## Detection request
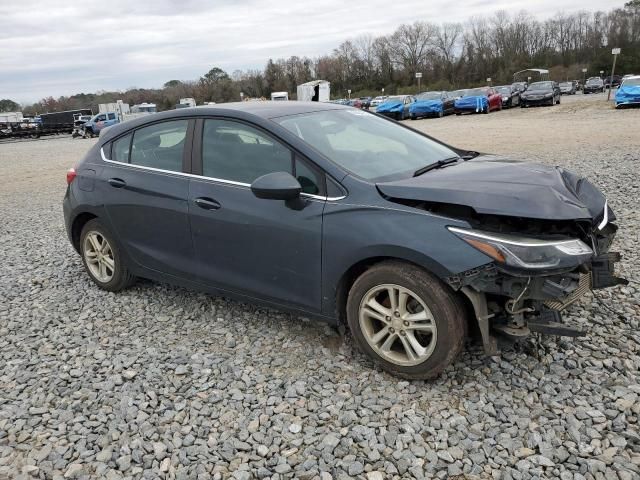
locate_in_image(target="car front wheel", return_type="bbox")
[346,262,466,380]
[80,219,135,291]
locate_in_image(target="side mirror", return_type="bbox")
[251,171,301,200]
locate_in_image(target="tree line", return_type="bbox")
[3,1,638,115]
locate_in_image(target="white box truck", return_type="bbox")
[271,92,289,101]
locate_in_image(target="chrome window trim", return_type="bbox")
[598,200,608,231]
[100,147,346,200]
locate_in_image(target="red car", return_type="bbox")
[454,87,503,114]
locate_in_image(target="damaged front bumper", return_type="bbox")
[447,227,627,355]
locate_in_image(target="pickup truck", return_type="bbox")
[83,112,119,136]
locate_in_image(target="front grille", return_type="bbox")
[544,273,592,311]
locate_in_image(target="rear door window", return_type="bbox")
[130,120,188,172]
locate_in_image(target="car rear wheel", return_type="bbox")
[346,262,466,380]
[80,219,135,291]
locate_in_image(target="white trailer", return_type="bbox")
[98,101,131,120]
[297,80,330,102]
[0,112,24,124]
[177,98,196,108]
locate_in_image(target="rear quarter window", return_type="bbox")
[111,133,132,162]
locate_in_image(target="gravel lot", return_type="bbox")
[1,92,639,480]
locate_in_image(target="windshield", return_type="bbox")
[464,88,489,97]
[623,78,640,86]
[495,87,510,94]
[416,92,441,100]
[451,90,467,97]
[528,82,553,91]
[276,109,458,181]
[586,78,602,85]
[560,82,572,87]
[382,96,404,103]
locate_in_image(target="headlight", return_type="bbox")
[544,93,553,98]
[448,227,593,270]
[502,97,509,101]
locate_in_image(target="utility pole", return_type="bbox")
[415,72,422,92]
[607,48,620,101]
[582,68,587,88]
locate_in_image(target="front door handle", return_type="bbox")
[194,197,221,210]
[108,178,126,188]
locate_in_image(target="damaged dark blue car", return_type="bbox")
[63,102,626,379]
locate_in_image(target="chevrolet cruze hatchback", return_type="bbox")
[64,102,624,379]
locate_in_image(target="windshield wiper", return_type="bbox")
[413,157,459,177]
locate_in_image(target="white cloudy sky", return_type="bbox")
[1,0,623,103]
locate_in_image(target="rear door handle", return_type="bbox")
[108,178,126,188]
[194,197,221,210]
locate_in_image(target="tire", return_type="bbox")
[410,114,416,120]
[483,107,489,114]
[455,112,461,116]
[80,218,136,292]
[346,261,467,380]
[437,110,443,118]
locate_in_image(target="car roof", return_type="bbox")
[99,101,349,143]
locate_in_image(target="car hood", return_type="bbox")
[376,101,404,112]
[410,100,443,112]
[616,84,640,102]
[455,96,488,109]
[376,155,607,222]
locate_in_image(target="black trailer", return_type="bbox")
[39,109,92,126]
[37,109,93,136]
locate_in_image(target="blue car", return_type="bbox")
[375,95,416,120]
[615,76,640,108]
[454,87,502,115]
[410,91,456,119]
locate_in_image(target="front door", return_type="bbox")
[188,118,325,311]
[100,119,197,278]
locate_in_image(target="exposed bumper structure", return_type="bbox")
[449,226,627,355]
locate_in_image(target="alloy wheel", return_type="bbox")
[83,231,115,283]
[358,284,438,366]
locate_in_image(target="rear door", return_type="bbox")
[187,118,325,311]
[100,119,197,278]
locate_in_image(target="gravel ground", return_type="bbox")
[1,93,639,480]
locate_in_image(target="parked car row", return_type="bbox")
[373,81,564,121]
[337,74,635,122]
